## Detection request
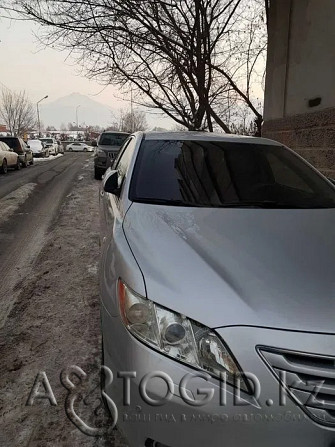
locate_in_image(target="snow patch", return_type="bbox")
[0,183,37,225]
[87,263,98,276]
[34,154,64,163]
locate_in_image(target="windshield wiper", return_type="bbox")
[133,198,335,209]
[216,201,335,209]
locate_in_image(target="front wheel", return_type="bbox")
[22,156,28,168]
[1,159,8,174]
[30,157,34,165]
[15,158,21,170]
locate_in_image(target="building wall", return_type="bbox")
[263,0,335,177]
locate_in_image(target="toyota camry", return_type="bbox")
[99,132,335,447]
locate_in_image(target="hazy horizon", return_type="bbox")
[0,17,175,129]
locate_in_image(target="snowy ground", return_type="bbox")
[33,153,64,162]
[0,155,128,446]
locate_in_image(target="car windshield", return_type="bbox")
[41,139,53,143]
[0,137,19,150]
[28,140,42,148]
[99,133,129,146]
[130,139,335,209]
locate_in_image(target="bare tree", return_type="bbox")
[119,110,148,133]
[5,0,266,133]
[0,89,36,136]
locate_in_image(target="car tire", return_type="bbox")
[69,148,73,151]
[22,156,28,168]
[94,167,103,180]
[1,159,8,174]
[30,157,34,165]
[15,158,21,170]
[83,148,87,152]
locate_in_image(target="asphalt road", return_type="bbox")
[0,154,90,327]
[0,154,127,446]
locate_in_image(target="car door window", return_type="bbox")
[266,152,313,193]
[114,138,136,191]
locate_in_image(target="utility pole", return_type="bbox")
[76,105,81,129]
[37,95,48,137]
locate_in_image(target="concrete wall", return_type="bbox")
[263,0,335,177]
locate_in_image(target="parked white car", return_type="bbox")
[66,142,93,152]
[39,138,58,155]
[0,141,20,173]
[28,139,49,158]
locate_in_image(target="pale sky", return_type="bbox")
[0,17,175,129]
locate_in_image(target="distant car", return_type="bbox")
[0,141,20,173]
[93,131,130,179]
[28,139,49,158]
[39,138,58,155]
[0,136,33,167]
[66,142,92,152]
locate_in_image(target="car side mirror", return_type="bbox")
[92,140,97,147]
[103,170,120,196]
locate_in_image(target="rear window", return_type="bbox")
[129,140,335,209]
[0,137,20,151]
[99,133,129,146]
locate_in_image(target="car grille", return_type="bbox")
[259,347,335,427]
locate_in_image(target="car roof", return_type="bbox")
[141,131,282,146]
[100,131,129,135]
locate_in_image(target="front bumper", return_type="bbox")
[94,157,108,170]
[95,151,118,170]
[101,303,335,447]
[17,154,25,162]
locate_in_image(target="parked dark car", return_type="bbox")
[0,136,33,167]
[93,131,129,179]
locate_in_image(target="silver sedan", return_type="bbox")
[99,132,335,447]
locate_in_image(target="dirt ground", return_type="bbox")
[0,160,128,446]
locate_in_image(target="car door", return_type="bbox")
[99,137,135,241]
[99,137,138,315]
[1,142,16,166]
[0,143,5,166]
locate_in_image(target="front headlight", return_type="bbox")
[96,149,107,157]
[118,280,250,393]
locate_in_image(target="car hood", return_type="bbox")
[123,203,335,333]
